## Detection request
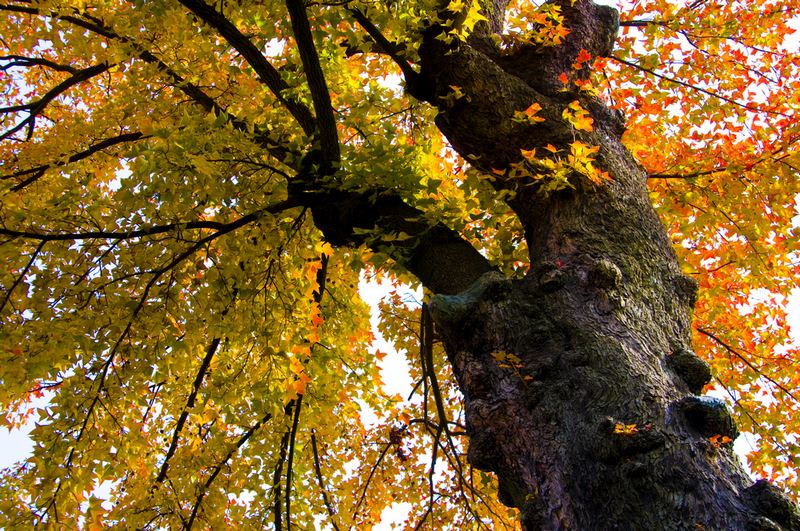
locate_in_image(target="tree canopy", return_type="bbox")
[0,0,798,528]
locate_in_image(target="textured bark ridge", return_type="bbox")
[419,0,800,528]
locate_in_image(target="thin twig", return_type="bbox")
[612,55,790,118]
[352,441,393,518]
[0,199,298,242]
[154,338,222,485]
[3,132,146,191]
[310,431,341,530]
[0,54,78,73]
[347,8,427,100]
[0,240,44,315]
[697,327,798,402]
[185,411,273,529]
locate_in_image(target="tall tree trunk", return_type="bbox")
[307,0,800,527]
[418,1,798,529]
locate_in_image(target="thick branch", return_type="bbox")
[272,429,291,531]
[285,394,303,529]
[286,0,340,164]
[2,4,486,298]
[177,0,316,136]
[2,5,298,165]
[291,182,492,294]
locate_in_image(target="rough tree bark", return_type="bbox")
[298,0,800,528]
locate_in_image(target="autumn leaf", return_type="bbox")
[614,423,639,435]
[562,100,594,131]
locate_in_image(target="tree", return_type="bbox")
[1,0,799,528]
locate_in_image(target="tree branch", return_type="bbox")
[2,131,147,191]
[177,0,316,136]
[619,19,663,28]
[285,394,303,530]
[62,206,289,475]
[154,337,222,485]
[185,411,274,529]
[310,431,341,530]
[352,441,393,519]
[347,8,430,100]
[1,5,296,164]
[286,0,340,165]
[3,4,490,299]
[284,252,326,526]
[421,304,452,439]
[272,429,291,531]
[1,62,110,141]
[0,199,298,243]
[291,184,493,294]
[612,55,791,118]
[0,240,44,315]
[648,166,728,180]
[0,54,79,74]
[697,327,798,402]
[417,303,490,525]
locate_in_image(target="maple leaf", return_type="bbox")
[562,100,594,131]
[572,48,593,69]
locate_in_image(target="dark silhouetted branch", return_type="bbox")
[286,0,340,165]
[178,0,316,136]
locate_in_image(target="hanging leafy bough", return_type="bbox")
[0,0,799,528]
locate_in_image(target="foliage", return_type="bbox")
[0,0,798,527]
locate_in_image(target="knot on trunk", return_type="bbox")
[589,258,625,312]
[589,258,622,289]
[591,417,666,464]
[677,396,738,441]
[667,348,712,394]
[743,480,800,531]
[535,261,567,292]
[671,272,699,308]
[428,271,511,334]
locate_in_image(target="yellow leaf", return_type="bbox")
[545,144,560,153]
[562,100,594,132]
[614,422,639,435]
